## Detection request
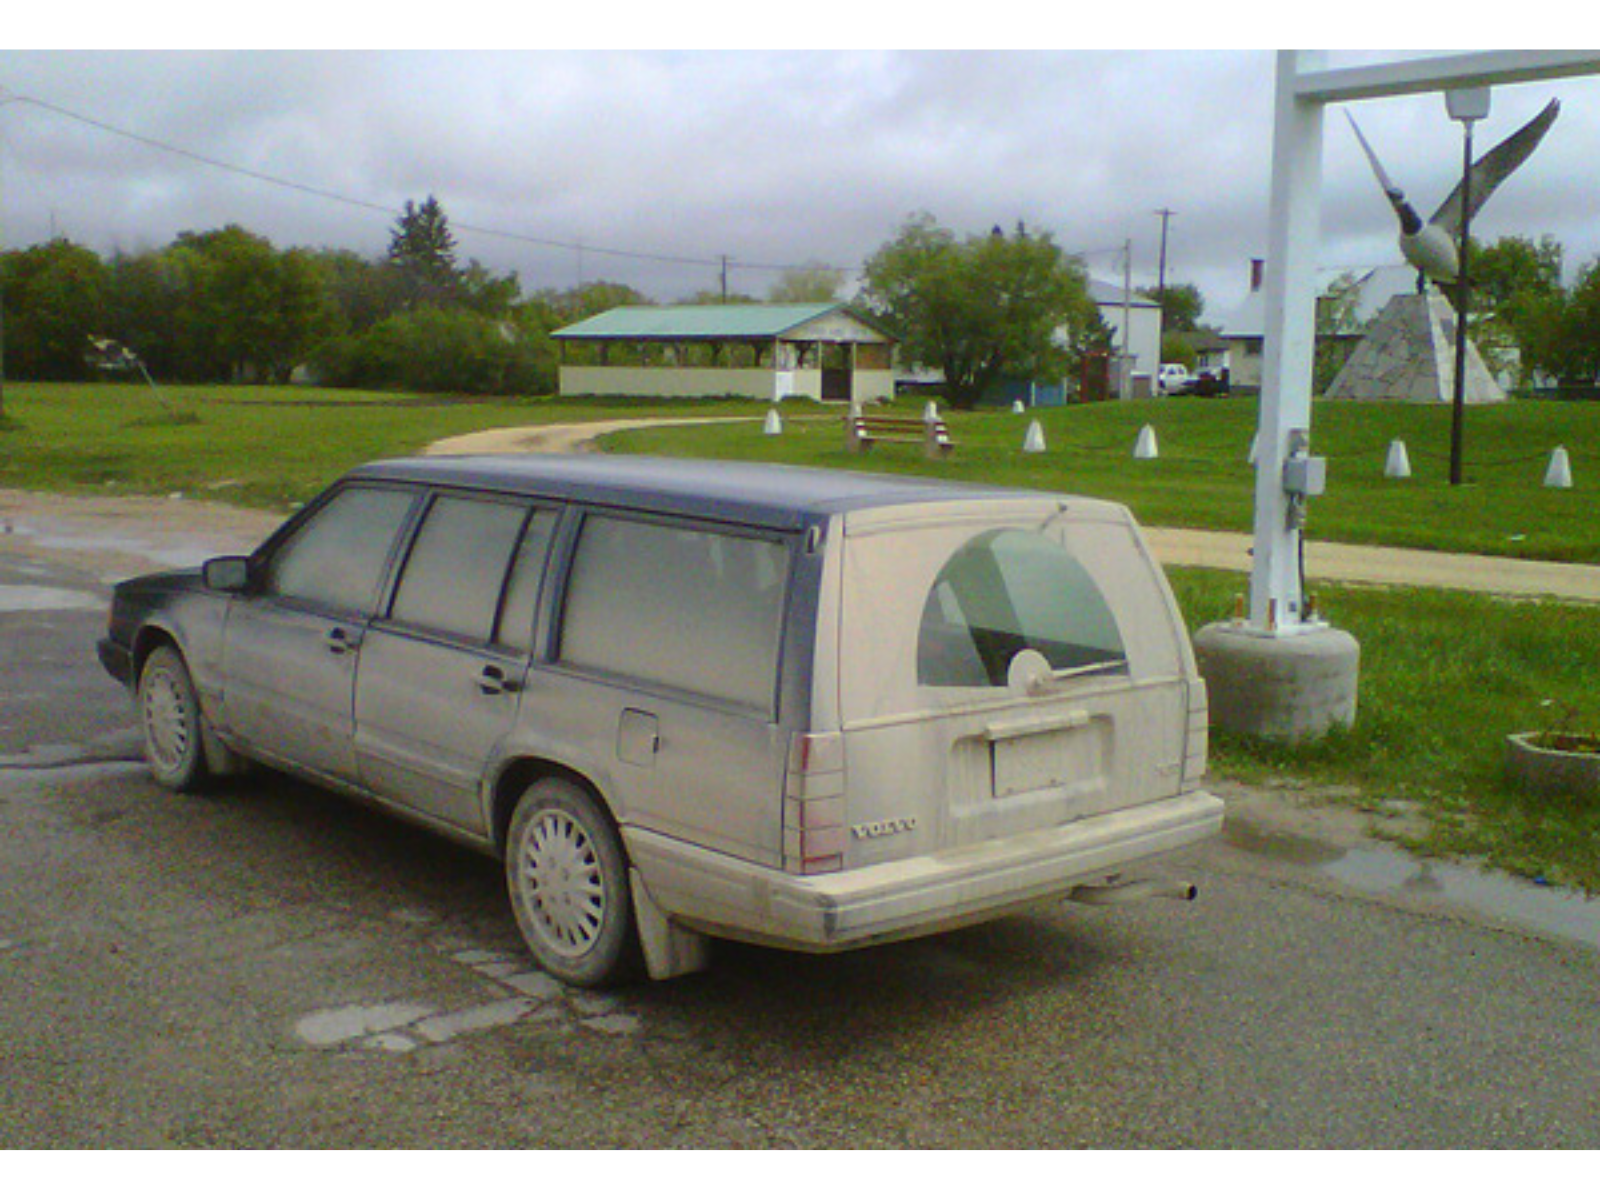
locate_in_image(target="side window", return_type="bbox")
[495,509,559,653]
[264,486,415,615]
[917,529,1127,688]
[389,495,530,643]
[559,515,790,712]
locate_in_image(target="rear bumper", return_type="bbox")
[625,789,1224,953]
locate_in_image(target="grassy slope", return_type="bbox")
[610,395,1600,561]
[0,384,772,511]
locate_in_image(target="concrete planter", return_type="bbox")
[1505,731,1600,803]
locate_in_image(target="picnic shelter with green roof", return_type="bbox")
[551,302,897,403]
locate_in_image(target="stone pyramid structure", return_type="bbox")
[1326,291,1505,403]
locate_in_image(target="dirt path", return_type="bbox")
[3,416,1596,604]
[425,416,754,457]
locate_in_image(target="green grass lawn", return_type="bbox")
[0,383,773,511]
[1169,567,1600,892]
[4,381,1597,888]
[609,394,1600,562]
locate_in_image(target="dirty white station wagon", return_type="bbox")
[99,455,1223,986]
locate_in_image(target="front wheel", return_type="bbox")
[505,778,640,988]
[137,644,213,792]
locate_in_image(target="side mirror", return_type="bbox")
[202,556,251,593]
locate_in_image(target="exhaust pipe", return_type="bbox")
[1067,878,1198,906]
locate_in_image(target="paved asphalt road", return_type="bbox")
[4,512,1600,1149]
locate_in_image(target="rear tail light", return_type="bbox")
[784,732,846,875]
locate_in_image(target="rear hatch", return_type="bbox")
[804,496,1203,870]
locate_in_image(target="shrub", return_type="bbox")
[309,306,555,395]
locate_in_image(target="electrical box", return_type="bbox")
[1283,455,1327,497]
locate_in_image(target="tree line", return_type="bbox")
[0,196,693,395]
[4,195,1594,401]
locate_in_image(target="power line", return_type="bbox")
[3,89,851,278]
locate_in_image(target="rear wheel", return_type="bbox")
[137,644,212,792]
[505,778,639,988]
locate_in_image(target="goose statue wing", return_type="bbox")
[1345,110,1403,199]
[1430,98,1560,235]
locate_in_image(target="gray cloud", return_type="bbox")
[3,49,1598,322]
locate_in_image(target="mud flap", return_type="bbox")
[631,868,713,980]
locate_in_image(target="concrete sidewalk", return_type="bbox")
[1142,526,1600,604]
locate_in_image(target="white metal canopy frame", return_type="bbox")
[1250,50,1600,636]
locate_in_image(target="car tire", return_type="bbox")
[137,644,214,793]
[505,778,640,988]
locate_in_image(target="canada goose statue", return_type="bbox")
[1346,98,1559,294]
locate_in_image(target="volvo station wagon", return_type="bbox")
[99,455,1223,986]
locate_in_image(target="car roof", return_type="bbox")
[349,454,1034,531]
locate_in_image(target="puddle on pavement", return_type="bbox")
[22,528,229,571]
[1227,819,1600,953]
[5,517,246,573]
[1323,843,1600,952]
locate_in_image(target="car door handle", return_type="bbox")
[325,627,362,655]
[477,665,521,696]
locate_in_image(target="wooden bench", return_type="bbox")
[844,412,954,460]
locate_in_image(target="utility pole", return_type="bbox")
[1120,238,1132,397]
[720,255,730,303]
[1154,208,1175,331]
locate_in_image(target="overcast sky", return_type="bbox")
[4,35,1599,325]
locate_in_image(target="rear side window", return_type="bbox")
[917,529,1126,688]
[560,515,790,712]
[265,485,415,615]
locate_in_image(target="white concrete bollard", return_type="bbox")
[763,409,783,436]
[1134,425,1158,460]
[1012,399,1026,414]
[1022,420,1047,453]
[923,400,941,424]
[1384,439,1411,479]
[1545,446,1573,489]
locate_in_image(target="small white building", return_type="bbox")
[552,302,897,403]
[1088,278,1163,398]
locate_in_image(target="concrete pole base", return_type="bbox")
[1193,621,1360,743]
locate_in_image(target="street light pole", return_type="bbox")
[1446,87,1490,486]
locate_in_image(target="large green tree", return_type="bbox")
[861,214,1094,408]
[163,226,336,383]
[1,239,108,380]
[1515,256,1600,387]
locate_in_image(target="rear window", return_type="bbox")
[917,529,1127,688]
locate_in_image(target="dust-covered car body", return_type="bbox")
[100,455,1222,985]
